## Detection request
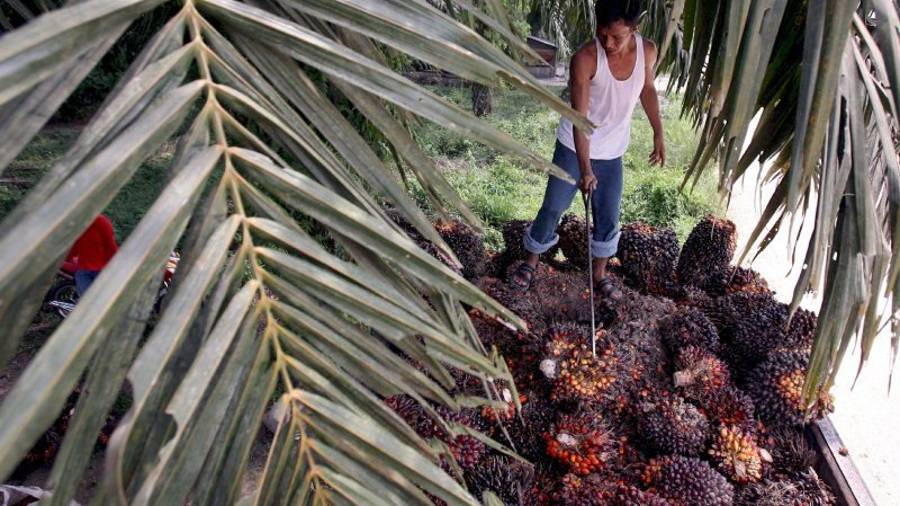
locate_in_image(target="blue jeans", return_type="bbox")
[74,270,100,297]
[524,140,624,258]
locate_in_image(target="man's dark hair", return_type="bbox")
[595,0,642,28]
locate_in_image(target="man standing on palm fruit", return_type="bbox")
[510,0,665,300]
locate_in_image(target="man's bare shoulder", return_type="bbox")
[572,40,598,63]
[570,41,597,78]
[641,36,658,61]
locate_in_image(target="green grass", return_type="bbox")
[1,85,721,254]
[0,127,172,243]
[412,85,722,248]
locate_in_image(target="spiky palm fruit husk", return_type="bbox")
[700,386,757,432]
[707,266,772,296]
[642,456,735,506]
[637,396,710,456]
[659,308,721,353]
[435,218,487,280]
[745,350,834,426]
[708,424,772,484]
[541,323,618,403]
[501,219,559,266]
[735,470,836,506]
[618,222,680,295]
[466,455,534,505]
[765,426,818,475]
[677,215,737,289]
[558,213,591,269]
[673,345,732,403]
[544,411,619,476]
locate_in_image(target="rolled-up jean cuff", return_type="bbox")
[523,224,559,255]
[591,230,620,258]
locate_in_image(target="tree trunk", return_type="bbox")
[471,83,493,117]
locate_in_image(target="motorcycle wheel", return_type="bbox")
[48,280,79,318]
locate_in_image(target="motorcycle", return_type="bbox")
[46,252,180,318]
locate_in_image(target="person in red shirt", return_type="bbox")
[65,214,118,296]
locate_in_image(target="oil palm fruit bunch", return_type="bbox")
[18,415,68,477]
[524,465,559,506]
[384,394,430,435]
[465,454,534,505]
[677,215,737,289]
[510,391,556,462]
[708,424,772,484]
[599,484,674,506]
[618,222,680,295]
[707,266,772,296]
[642,455,734,506]
[785,308,818,351]
[637,396,710,456]
[445,434,487,471]
[480,389,523,423]
[541,324,618,403]
[558,213,590,269]
[671,283,715,309]
[387,210,444,262]
[554,475,674,506]
[701,386,758,432]
[544,411,619,476]
[552,473,606,506]
[435,218,486,280]
[467,308,519,354]
[501,219,558,266]
[673,346,732,403]
[716,293,815,366]
[659,308,721,353]
[476,268,547,334]
[745,350,834,426]
[735,470,835,506]
[765,426,818,475]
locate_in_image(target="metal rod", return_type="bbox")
[583,190,596,356]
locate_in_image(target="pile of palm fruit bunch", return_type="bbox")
[385,214,836,505]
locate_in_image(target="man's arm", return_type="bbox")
[640,39,665,166]
[570,46,598,192]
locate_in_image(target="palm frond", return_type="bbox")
[653,0,900,403]
[0,0,594,503]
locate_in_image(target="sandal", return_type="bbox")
[509,263,536,291]
[596,276,623,301]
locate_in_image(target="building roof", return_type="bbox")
[526,35,557,50]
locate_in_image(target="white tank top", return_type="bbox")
[557,34,645,160]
